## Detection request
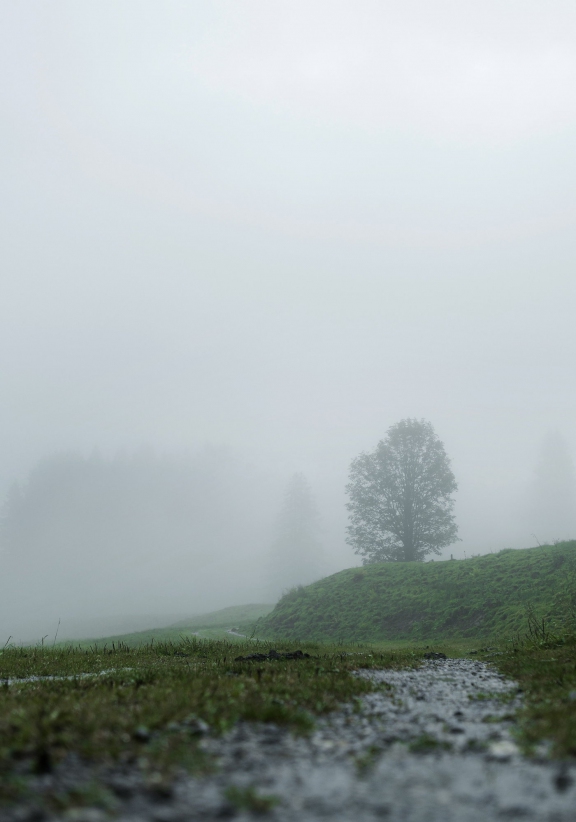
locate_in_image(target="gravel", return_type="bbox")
[4,659,576,822]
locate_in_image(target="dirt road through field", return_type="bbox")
[190,659,576,821]
[4,659,576,821]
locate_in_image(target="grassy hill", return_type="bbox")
[69,603,273,647]
[256,542,576,641]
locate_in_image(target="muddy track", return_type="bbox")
[4,660,576,821]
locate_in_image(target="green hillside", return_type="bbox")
[257,542,576,641]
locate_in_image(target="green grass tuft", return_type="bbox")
[495,630,576,757]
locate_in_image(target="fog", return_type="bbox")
[2,1,576,642]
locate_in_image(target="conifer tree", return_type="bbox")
[269,473,323,591]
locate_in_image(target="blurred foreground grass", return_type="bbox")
[2,629,576,806]
[496,630,576,758]
[0,637,421,789]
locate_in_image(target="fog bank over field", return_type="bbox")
[2,2,576,641]
[0,449,335,642]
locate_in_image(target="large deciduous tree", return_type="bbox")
[346,419,458,563]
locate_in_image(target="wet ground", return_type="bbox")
[4,659,576,821]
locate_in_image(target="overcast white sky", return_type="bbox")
[2,1,576,575]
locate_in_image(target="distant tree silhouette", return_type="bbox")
[1,482,24,554]
[346,419,459,563]
[526,431,576,543]
[0,447,276,625]
[269,473,323,592]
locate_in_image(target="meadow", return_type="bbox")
[0,637,422,804]
[2,543,576,809]
[1,627,576,805]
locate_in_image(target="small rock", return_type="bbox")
[107,775,135,799]
[234,649,311,662]
[152,807,181,822]
[133,725,151,743]
[182,716,210,735]
[146,771,173,800]
[12,807,46,822]
[234,652,268,662]
[424,652,447,660]
[554,766,572,792]
[487,740,519,760]
[63,810,108,822]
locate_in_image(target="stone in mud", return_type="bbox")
[182,716,210,735]
[234,649,311,662]
[133,725,151,742]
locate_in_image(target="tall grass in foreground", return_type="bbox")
[497,612,576,758]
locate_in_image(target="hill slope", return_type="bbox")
[67,604,274,647]
[257,542,576,641]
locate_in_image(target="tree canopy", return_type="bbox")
[346,419,458,563]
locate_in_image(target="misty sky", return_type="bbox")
[2,0,576,580]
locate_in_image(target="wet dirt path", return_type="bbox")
[4,660,576,821]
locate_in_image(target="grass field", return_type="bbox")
[69,603,274,648]
[256,542,576,641]
[497,623,576,758]
[3,545,576,810]
[1,626,576,808]
[0,636,423,802]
